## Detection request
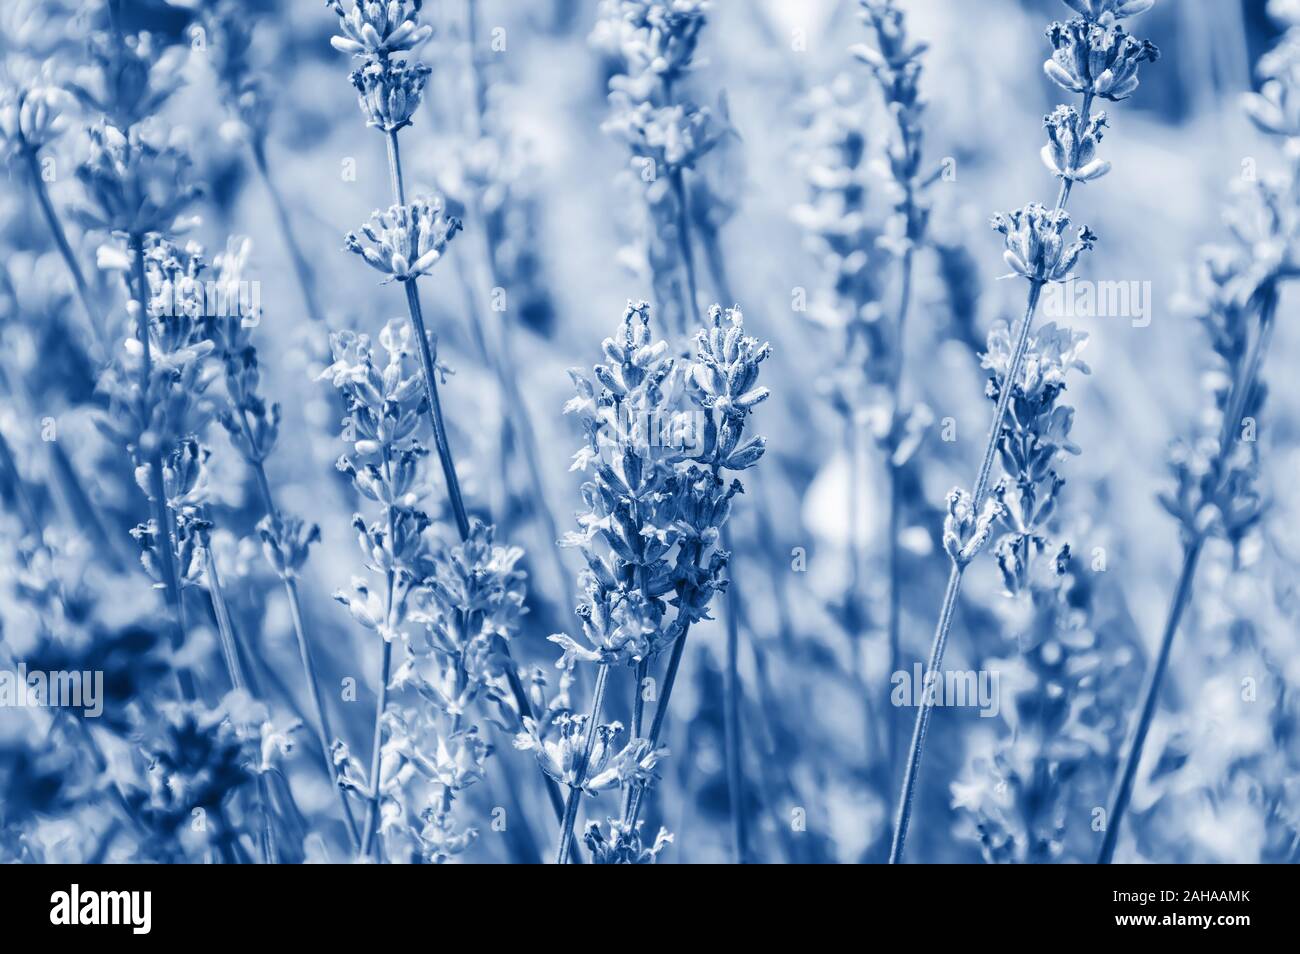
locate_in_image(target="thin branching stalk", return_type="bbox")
[889,278,1045,863]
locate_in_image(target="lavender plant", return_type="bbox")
[326,0,572,838]
[1099,15,1300,861]
[889,0,1158,863]
[546,300,769,863]
[324,320,514,861]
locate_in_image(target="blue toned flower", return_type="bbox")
[350,59,432,133]
[991,204,1096,283]
[325,0,433,58]
[0,84,71,159]
[602,97,730,176]
[555,301,689,667]
[1044,18,1159,101]
[982,321,1091,405]
[1062,0,1154,21]
[591,0,710,96]
[583,818,674,864]
[942,488,1003,566]
[514,712,627,790]
[983,322,1090,596]
[71,122,200,238]
[1041,105,1110,182]
[64,30,186,131]
[345,197,462,283]
[257,514,321,580]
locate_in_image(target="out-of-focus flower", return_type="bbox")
[65,30,187,131]
[1062,0,1154,22]
[71,122,200,238]
[0,84,71,159]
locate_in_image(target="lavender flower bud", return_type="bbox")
[1062,0,1154,22]
[345,197,461,283]
[326,0,432,58]
[1044,18,1159,102]
[349,59,431,133]
[991,204,1096,283]
[1041,105,1110,182]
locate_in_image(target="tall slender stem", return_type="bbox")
[361,637,393,859]
[381,123,574,849]
[625,616,691,829]
[721,527,747,864]
[236,409,361,850]
[1099,284,1278,863]
[889,278,1044,863]
[556,663,610,864]
[203,545,279,865]
[1097,537,1202,864]
[401,279,471,539]
[670,168,701,333]
[22,146,107,352]
[885,243,915,786]
[251,140,325,324]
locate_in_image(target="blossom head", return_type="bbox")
[326,0,432,58]
[1061,0,1154,23]
[991,204,1096,283]
[72,122,200,238]
[65,30,185,131]
[689,305,770,469]
[942,488,1004,566]
[592,0,710,93]
[350,59,431,133]
[584,819,673,864]
[0,84,70,158]
[1041,105,1110,183]
[345,196,461,283]
[1044,18,1158,101]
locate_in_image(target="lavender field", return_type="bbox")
[0,0,1296,866]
